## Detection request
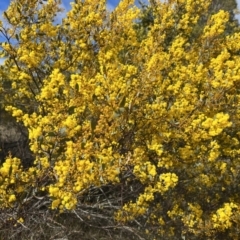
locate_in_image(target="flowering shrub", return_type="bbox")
[1,0,240,238]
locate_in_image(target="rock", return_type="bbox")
[0,109,34,168]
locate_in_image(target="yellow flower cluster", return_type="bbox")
[212,203,238,229]
[1,0,240,238]
[133,161,156,183]
[203,10,229,38]
[40,23,57,37]
[202,113,232,137]
[156,173,178,193]
[49,186,77,211]
[39,68,65,100]
[0,156,36,207]
[147,138,163,157]
[182,203,203,228]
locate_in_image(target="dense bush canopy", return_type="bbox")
[1,0,240,238]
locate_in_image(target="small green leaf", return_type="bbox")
[48,132,56,137]
[3,12,11,23]
[112,111,120,119]
[92,94,98,101]
[119,95,126,108]
[68,106,75,115]
[9,165,12,177]
[59,127,67,137]
[17,5,21,14]
[119,107,125,113]
[91,117,97,132]
[58,88,63,95]
[75,83,79,92]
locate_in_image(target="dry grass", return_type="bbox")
[0,181,147,240]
